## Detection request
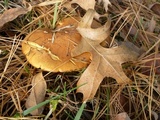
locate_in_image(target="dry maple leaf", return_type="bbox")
[25,72,47,115]
[72,9,141,101]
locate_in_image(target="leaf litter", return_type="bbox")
[0,0,160,119]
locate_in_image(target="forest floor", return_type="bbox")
[0,0,160,120]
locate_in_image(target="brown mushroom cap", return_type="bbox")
[22,17,91,72]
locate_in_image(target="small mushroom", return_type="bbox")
[22,17,91,72]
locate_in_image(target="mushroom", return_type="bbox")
[22,17,91,72]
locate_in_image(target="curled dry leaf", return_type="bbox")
[22,17,91,72]
[0,7,31,28]
[69,0,96,10]
[25,72,47,115]
[63,0,111,19]
[72,9,141,101]
[69,0,111,11]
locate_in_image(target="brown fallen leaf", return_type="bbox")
[63,0,111,19]
[150,3,160,16]
[0,7,31,28]
[25,72,47,115]
[113,112,131,120]
[72,9,141,101]
[70,0,96,10]
[69,0,111,11]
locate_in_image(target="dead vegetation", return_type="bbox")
[0,0,160,120]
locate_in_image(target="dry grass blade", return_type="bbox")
[0,0,160,119]
[0,36,21,82]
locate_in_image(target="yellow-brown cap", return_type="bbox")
[22,17,91,72]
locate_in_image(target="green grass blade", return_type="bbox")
[52,2,59,28]
[74,102,86,120]
[23,96,60,116]
[23,84,86,116]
